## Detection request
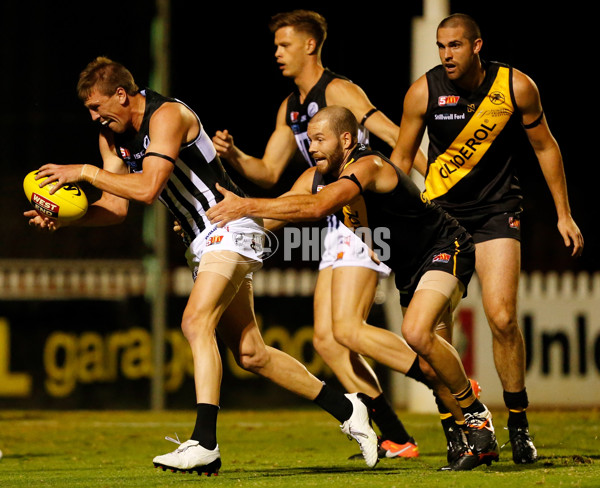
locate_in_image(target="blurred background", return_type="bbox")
[0,1,596,411]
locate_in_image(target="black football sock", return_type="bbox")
[313,383,353,423]
[504,389,529,428]
[365,393,411,444]
[190,403,219,450]
[405,357,432,389]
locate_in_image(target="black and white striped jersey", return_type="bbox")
[285,69,370,166]
[113,89,245,244]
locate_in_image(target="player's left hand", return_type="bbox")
[557,216,584,257]
[24,209,63,232]
[35,164,85,194]
[206,183,246,227]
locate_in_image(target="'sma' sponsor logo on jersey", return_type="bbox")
[509,216,520,230]
[119,147,131,159]
[433,252,451,263]
[438,95,460,106]
[307,102,319,118]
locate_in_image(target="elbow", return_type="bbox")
[140,194,159,206]
[136,187,163,206]
[113,212,127,225]
[256,171,280,189]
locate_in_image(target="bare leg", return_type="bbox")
[218,277,323,400]
[475,239,525,392]
[331,266,419,374]
[313,266,383,397]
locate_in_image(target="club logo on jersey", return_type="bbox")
[488,91,505,105]
[307,102,319,118]
[119,147,131,159]
[432,252,451,263]
[290,112,300,123]
[509,216,521,230]
[438,95,460,107]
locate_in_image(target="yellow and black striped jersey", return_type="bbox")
[424,61,523,218]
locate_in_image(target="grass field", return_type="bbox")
[1,408,599,487]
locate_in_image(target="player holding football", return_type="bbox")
[24,57,381,473]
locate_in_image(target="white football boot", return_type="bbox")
[340,393,379,468]
[153,436,221,476]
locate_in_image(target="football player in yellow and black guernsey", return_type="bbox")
[207,105,500,471]
[390,13,584,464]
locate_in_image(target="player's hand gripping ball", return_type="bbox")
[23,170,88,222]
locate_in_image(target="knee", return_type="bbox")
[487,306,519,339]
[313,332,338,361]
[402,323,434,356]
[331,318,360,351]
[181,307,219,344]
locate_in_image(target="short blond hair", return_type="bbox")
[77,56,139,101]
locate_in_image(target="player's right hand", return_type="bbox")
[212,130,235,159]
[24,209,62,232]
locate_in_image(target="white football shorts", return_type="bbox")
[186,217,265,281]
[320,223,391,279]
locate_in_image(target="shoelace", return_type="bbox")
[164,432,191,453]
[464,412,488,428]
[165,433,181,445]
[341,422,369,441]
[500,427,534,450]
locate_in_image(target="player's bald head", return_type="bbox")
[311,106,358,140]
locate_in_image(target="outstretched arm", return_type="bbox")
[206,175,360,227]
[206,156,387,227]
[514,69,583,257]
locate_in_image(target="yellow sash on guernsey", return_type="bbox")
[423,66,514,200]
